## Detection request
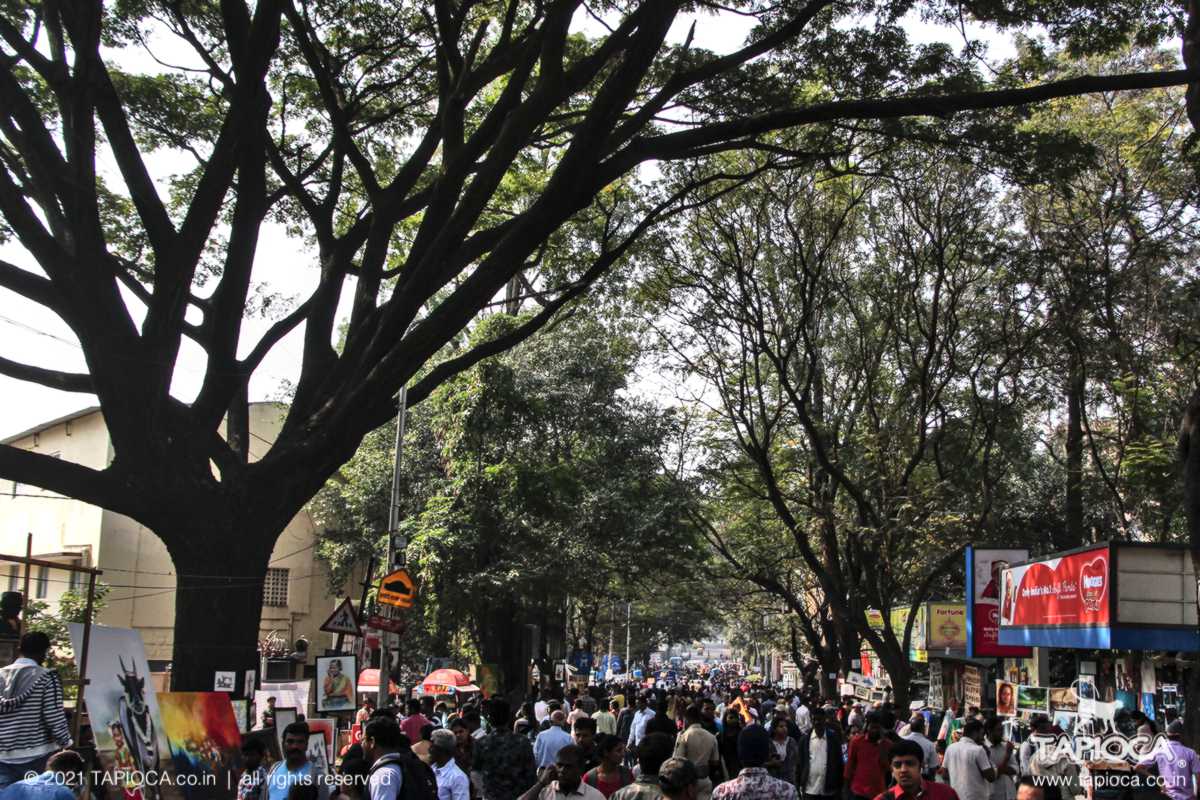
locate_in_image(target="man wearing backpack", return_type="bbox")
[364,716,437,800]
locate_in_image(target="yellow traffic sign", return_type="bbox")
[378,568,416,608]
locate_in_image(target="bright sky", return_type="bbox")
[0,8,1020,440]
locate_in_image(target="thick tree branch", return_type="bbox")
[0,443,139,518]
[0,356,92,392]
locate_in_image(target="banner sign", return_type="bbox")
[966,546,1032,657]
[1000,545,1110,628]
[927,603,967,650]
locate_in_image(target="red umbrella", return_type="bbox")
[421,668,480,694]
[357,668,401,694]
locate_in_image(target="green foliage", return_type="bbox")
[314,315,713,675]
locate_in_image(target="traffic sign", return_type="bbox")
[319,597,361,636]
[368,614,406,634]
[378,568,416,608]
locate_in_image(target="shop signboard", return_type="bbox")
[927,659,943,710]
[963,665,982,709]
[966,546,1032,657]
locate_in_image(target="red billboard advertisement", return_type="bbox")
[967,547,1032,657]
[1000,545,1110,627]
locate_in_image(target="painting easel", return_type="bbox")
[0,535,104,797]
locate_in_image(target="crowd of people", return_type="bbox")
[0,631,1193,800]
[232,680,1200,800]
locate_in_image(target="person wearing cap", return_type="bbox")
[874,739,959,800]
[711,724,799,800]
[660,758,700,800]
[432,729,471,800]
[1136,720,1200,800]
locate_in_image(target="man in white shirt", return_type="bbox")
[902,716,938,779]
[431,730,470,800]
[627,695,656,751]
[535,694,551,724]
[943,719,996,800]
[799,707,842,800]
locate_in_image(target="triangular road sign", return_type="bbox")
[320,597,362,636]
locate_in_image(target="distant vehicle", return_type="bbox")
[669,656,683,669]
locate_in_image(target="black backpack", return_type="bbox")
[369,752,437,800]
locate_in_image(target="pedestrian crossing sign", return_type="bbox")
[320,597,362,636]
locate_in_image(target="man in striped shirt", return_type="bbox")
[0,633,73,788]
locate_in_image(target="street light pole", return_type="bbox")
[625,601,631,678]
[378,386,408,708]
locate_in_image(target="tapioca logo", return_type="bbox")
[1078,557,1107,612]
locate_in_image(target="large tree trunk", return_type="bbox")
[1065,355,1086,547]
[876,641,912,712]
[1178,387,1200,747]
[166,520,276,692]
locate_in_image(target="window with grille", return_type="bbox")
[6,566,16,592]
[263,568,289,607]
[35,566,48,599]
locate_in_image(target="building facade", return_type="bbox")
[0,403,343,670]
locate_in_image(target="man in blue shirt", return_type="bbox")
[0,750,85,799]
[534,712,574,770]
[262,722,329,800]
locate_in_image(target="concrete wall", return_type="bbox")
[0,405,348,666]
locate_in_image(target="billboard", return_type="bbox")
[966,546,1032,657]
[926,603,967,651]
[1000,545,1110,628]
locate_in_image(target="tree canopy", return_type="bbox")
[0,0,1194,688]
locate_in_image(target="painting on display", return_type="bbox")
[996,681,1016,716]
[231,700,251,734]
[213,672,236,692]
[1017,685,1050,713]
[306,732,330,775]
[272,708,297,752]
[1049,687,1079,713]
[68,624,172,793]
[305,718,336,760]
[316,656,356,712]
[157,692,244,799]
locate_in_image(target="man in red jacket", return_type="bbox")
[874,740,960,800]
[845,714,890,800]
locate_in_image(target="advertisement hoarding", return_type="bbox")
[926,603,967,651]
[1000,545,1110,628]
[967,547,1032,657]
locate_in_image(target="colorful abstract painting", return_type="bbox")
[157,692,244,799]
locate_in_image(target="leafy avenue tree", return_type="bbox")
[313,316,710,692]
[0,0,1193,688]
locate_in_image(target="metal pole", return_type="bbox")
[378,387,408,709]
